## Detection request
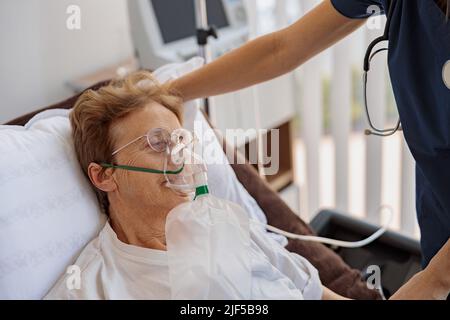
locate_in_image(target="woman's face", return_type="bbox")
[109,102,189,213]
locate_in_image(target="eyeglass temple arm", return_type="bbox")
[100,163,184,175]
[112,135,146,156]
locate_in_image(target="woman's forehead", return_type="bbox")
[112,103,181,147]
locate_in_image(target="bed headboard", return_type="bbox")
[4,80,110,126]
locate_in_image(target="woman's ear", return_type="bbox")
[88,163,117,192]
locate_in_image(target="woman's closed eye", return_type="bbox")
[148,136,169,153]
[138,139,155,153]
[151,140,167,152]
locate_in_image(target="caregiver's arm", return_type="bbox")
[390,238,450,300]
[170,0,366,101]
[322,286,350,300]
[323,239,450,300]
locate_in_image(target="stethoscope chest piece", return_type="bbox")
[443,60,450,90]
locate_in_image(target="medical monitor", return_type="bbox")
[151,0,229,44]
[128,0,248,69]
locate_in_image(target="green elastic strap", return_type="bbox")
[194,185,209,200]
[100,163,184,175]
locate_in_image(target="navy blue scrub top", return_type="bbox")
[331,0,450,266]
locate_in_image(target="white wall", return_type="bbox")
[0,0,133,123]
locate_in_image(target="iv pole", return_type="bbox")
[194,0,266,179]
[194,0,218,117]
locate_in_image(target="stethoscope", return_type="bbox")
[363,0,402,137]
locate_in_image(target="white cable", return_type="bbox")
[252,205,394,248]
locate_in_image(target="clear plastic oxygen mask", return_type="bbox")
[163,128,208,198]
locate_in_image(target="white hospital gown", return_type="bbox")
[44,221,322,300]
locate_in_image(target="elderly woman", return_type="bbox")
[45,71,450,300]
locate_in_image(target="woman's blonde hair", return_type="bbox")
[70,71,182,214]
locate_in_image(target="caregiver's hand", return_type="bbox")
[390,238,450,300]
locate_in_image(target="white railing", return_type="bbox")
[252,0,418,237]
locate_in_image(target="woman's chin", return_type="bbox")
[161,181,193,201]
[172,189,194,201]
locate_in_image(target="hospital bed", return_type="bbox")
[1,65,420,300]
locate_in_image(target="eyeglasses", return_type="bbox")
[100,127,195,175]
[112,127,172,156]
[363,0,402,137]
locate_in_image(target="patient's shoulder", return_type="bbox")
[44,234,105,300]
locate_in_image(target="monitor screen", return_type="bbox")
[151,0,229,44]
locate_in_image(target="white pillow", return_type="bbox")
[0,110,107,299]
[0,58,284,299]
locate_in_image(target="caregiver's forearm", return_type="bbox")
[389,270,449,300]
[390,239,450,300]
[322,286,350,300]
[171,0,365,101]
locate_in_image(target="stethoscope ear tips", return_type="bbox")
[364,129,372,136]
